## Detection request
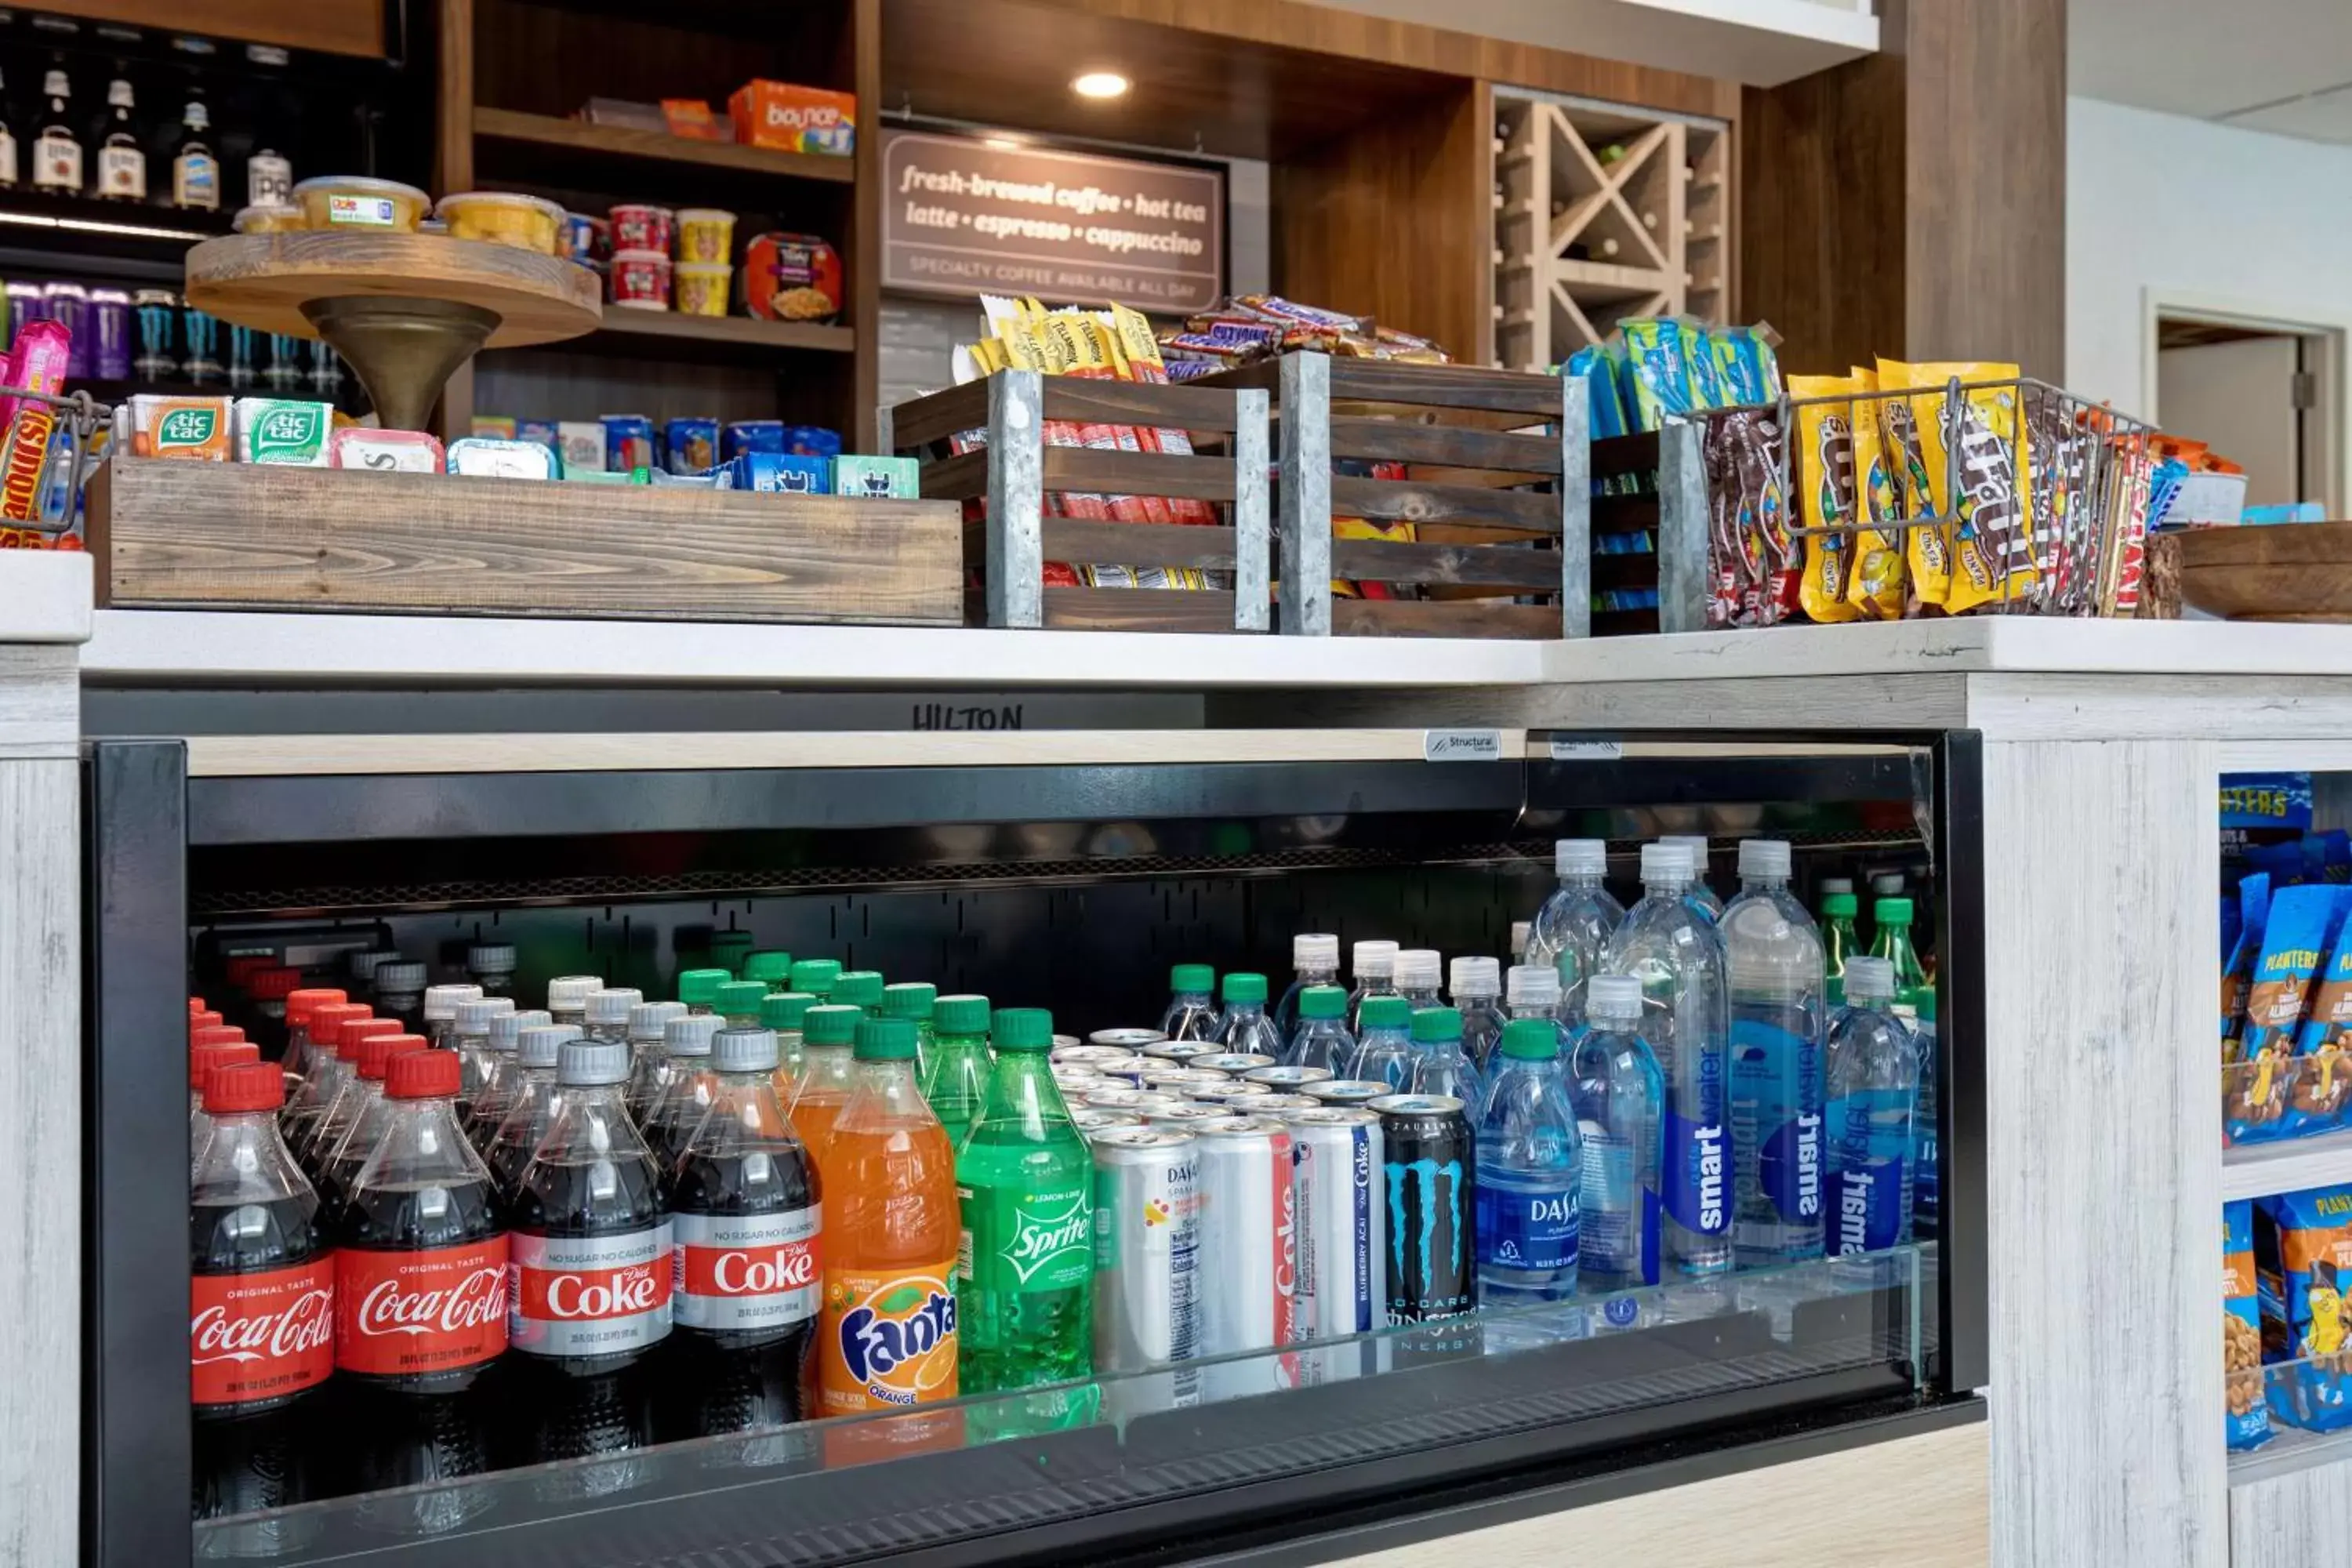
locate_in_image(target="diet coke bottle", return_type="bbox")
[662,1025,821,1439]
[506,1037,671,1468]
[191,1062,334,1521]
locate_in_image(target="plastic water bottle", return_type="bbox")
[1159,964,1221,1043]
[1395,949,1443,1011]
[1601,841,1730,1283]
[1506,964,1572,1047]
[1570,975,1663,1291]
[1287,984,1355,1073]
[1347,996,1415,1091]
[1823,956,1918,1286]
[1345,941,1399,1035]
[1664,836,1725,920]
[1722,839,1825,1270]
[1475,1018,1581,1303]
[1452,956,1508,1071]
[1275,934,1341,1043]
[1214,972,1285,1058]
[1406,1006,1485,1105]
[1526,840,1624,1032]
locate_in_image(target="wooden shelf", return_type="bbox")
[589,309,855,358]
[2222,1129,2352,1201]
[473,107,855,186]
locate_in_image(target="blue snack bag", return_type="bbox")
[2224,873,2274,1054]
[1566,346,1629,441]
[2289,916,2352,1136]
[2229,884,2350,1143]
[2227,1200,2271,1451]
[1617,319,1695,431]
[2259,1186,2352,1432]
[1683,326,1728,410]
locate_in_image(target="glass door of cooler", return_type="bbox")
[82,730,1984,1567]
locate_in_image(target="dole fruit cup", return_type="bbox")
[609,250,673,310]
[676,208,736,264]
[609,204,674,256]
[674,263,731,318]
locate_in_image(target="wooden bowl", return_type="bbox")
[2175,521,2352,622]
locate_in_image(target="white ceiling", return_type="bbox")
[2071,0,2352,143]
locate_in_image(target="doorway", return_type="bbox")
[2146,296,2346,518]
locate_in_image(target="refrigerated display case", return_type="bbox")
[83,721,1984,1566]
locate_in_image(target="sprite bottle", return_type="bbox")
[955,1007,1092,1393]
[1821,891,1861,1006]
[885,982,939,1082]
[924,993,993,1149]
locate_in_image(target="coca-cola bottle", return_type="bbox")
[244,964,304,1069]
[191,1062,333,1523]
[333,1049,506,1504]
[297,1017,405,1178]
[662,1025,820,1440]
[481,1022,579,1190]
[189,1036,261,1154]
[506,1038,671,1474]
[280,998,362,1144]
[466,1007,551,1151]
[316,1033,430,1218]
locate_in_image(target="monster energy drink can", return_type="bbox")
[1370,1094,1475,1323]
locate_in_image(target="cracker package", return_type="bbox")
[1843,365,1908,619]
[1875,359,1949,609]
[2228,883,2350,1144]
[2258,1185,2352,1432]
[2292,914,2352,1137]
[2227,1200,2272,1450]
[1787,373,1862,623]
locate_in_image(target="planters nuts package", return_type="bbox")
[2228,883,2349,1144]
[2258,1185,2352,1431]
[2291,914,2352,1138]
[2227,1200,2271,1451]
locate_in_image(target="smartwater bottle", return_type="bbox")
[1570,974,1663,1293]
[1824,956,1918,1289]
[1721,839,1825,1269]
[1526,840,1624,1033]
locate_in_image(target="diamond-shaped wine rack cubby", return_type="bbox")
[1492,91,1730,371]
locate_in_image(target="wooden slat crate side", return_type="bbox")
[1041,519,1241,571]
[1040,447,1238,503]
[1592,492,1661,530]
[1330,475,1561,533]
[1041,586,1241,632]
[1040,379,1246,434]
[1592,429,1661,480]
[1331,598,1563,639]
[1331,536,1560,590]
[89,461,963,626]
[888,381,993,452]
[1325,416,1562,476]
[1323,360,1564,417]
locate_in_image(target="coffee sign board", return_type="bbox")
[881,129,1224,313]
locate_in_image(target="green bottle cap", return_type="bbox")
[803,1004,862,1047]
[1500,1018,1560,1060]
[1823,893,1858,918]
[1875,896,1914,925]
[883,982,936,1022]
[715,981,770,1017]
[1171,964,1215,995]
[1300,985,1347,1021]
[742,949,794,985]
[1359,996,1410,1030]
[676,968,731,1007]
[1410,1006,1463,1044]
[855,1016,918,1061]
[833,970,886,1011]
[1221,971,1268,1006]
[1915,989,1938,1024]
[710,931,755,956]
[760,991,815,1032]
[935,993,991,1036]
[992,1007,1054,1052]
[789,959,842,997]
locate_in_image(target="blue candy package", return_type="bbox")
[1683,327,1728,410]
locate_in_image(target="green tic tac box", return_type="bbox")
[829,454,920,499]
[232,398,332,466]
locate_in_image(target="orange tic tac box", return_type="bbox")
[728,81,856,156]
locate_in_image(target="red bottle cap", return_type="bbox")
[248,966,303,1002]
[188,996,209,1016]
[203,1061,287,1114]
[286,988,350,1028]
[309,1003,372,1046]
[224,955,273,986]
[357,1033,429,1081]
[190,1024,246,1050]
[385,1049,461,1101]
[188,1009,223,1033]
[189,1040,262,1085]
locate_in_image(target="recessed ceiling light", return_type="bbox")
[1072,71,1130,100]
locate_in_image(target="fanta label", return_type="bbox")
[335,1238,509,1376]
[818,1263,959,1414]
[191,1257,335,1404]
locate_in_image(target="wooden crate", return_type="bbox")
[884,371,1269,633]
[1200,353,1587,639]
[1583,423,1711,637]
[86,459,963,625]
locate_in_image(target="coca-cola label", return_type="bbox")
[671,1205,820,1333]
[190,1257,336,1405]
[335,1238,510,1376]
[510,1223,673,1358]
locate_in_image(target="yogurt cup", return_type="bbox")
[608,203,673,256]
[435,191,565,254]
[674,262,731,317]
[609,249,672,310]
[675,207,736,263]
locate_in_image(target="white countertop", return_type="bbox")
[0,552,92,644]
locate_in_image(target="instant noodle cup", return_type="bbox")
[674,263,731,318]
[435,191,564,254]
[231,203,304,234]
[609,250,672,310]
[292,176,430,233]
[675,208,735,264]
[608,204,673,256]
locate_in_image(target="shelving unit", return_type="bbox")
[591,307,856,358]
[472,107,857,184]
[2221,1130,2352,1203]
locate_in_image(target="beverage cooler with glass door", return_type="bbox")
[82,724,1987,1566]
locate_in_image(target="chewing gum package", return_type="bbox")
[2227,1201,2272,1452]
[2228,884,2350,1145]
[2257,1187,2352,1432]
[1842,366,1907,619]
[1786,373,1862,623]
[2224,873,2274,1059]
[2291,918,2352,1137]
[1875,359,1949,608]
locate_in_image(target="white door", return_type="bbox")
[2157,335,2304,508]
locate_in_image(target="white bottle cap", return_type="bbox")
[423,983,483,1022]
[1450,956,1501,998]
[467,944,517,973]
[1819,878,1853,898]
[488,1009,551,1052]
[557,1039,630,1087]
[1871,873,1906,896]
[1640,841,1693,884]
[1843,955,1896,1002]
[517,1022,582,1069]
[1737,839,1791,880]
[1666,835,1711,868]
[665,1014,722,1056]
[373,962,426,994]
[1507,964,1559,1008]
[629,1000,686,1041]
[1555,838,1606,877]
[453,997,513,1034]
[1588,974,1644,1021]
[713,1025,780,1074]
[1395,949,1442,990]
[349,948,401,980]
[546,975,604,1011]
[585,986,644,1027]
[1352,939,1399,978]
[1510,920,1530,955]
[1294,933,1340,970]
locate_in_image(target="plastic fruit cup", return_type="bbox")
[291,176,432,233]
[608,203,674,256]
[675,208,736,264]
[674,263,731,318]
[434,191,567,254]
[609,249,673,310]
[231,203,305,234]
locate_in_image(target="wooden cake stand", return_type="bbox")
[185,232,603,432]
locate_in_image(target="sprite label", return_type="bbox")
[957,1181,1091,1294]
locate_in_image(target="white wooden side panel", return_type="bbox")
[0,759,79,1568]
[1983,739,2223,1568]
[1317,1421,1987,1568]
[2230,1457,2352,1566]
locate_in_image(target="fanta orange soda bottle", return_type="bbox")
[815,1016,961,1440]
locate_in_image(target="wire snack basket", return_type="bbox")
[0,381,113,545]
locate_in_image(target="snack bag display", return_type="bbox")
[2229,884,2350,1144]
[1106,303,1218,528]
[1842,365,1907,619]
[2259,1185,2352,1431]
[1786,373,1862,623]
[2292,916,2352,1138]
[1875,359,1948,608]
[2227,1200,2272,1451]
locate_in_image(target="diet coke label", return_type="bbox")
[335,1238,510,1377]
[190,1258,336,1405]
[509,1223,673,1358]
[671,1205,821,1333]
